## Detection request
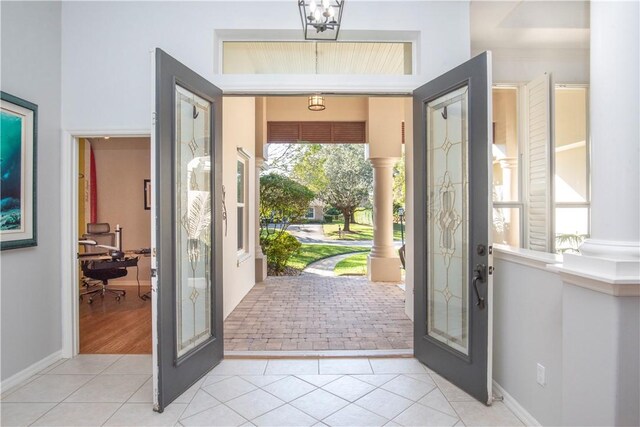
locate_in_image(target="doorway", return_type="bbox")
[76,136,152,354]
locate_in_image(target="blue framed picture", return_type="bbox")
[1,91,37,250]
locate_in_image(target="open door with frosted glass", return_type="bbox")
[152,48,223,412]
[413,52,494,404]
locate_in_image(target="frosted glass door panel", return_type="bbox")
[426,86,469,355]
[175,85,213,358]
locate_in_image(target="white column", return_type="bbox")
[578,0,640,261]
[255,158,267,282]
[368,157,402,282]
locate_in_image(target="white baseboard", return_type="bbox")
[492,380,541,427]
[1,351,64,392]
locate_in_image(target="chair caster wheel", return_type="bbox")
[116,296,121,301]
[88,299,93,304]
[122,291,126,296]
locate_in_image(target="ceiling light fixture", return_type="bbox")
[308,94,326,111]
[298,0,344,41]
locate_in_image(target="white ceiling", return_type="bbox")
[471,1,590,51]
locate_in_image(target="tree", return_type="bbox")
[259,173,315,273]
[321,145,372,232]
[291,145,329,194]
[393,155,406,220]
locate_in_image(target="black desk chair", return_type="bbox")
[79,223,127,304]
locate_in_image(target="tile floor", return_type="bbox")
[1,355,525,427]
[224,276,413,351]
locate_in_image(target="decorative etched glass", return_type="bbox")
[175,85,213,358]
[425,86,470,355]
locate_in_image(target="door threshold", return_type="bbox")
[225,349,414,359]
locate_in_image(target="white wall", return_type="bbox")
[492,252,563,426]
[61,1,470,130]
[222,97,256,319]
[0,1,62,382]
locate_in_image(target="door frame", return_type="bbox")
[60,129,151,358]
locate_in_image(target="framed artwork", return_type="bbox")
[1,92,37,250]
[144,179,151,210]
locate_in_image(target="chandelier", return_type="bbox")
[308,95,326,111]
[298,0,344,41]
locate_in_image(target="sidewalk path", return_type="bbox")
[288,224,403,248]
[302,253,358,277]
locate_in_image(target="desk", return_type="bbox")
[79,253,150,301]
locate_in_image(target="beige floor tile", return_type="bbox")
[351,374,397,387]
[392,402,459,426]
[202,377,256,403]
[31,402,120,426]
[265,359,319,375]
[0,402,56,426]
[208,360,268,376]
[296,375,342,387]
[418,389,457,417]
[429,374,475,402]
[240,375,286,388]
[381,375,436,401]
[173,377,206,404]
[225,389,285,420]
[65,374,149,403]
[450,401,524,427]
[322,376,375,402]
[180,404,247,426]
[323,403,389,427]
[102,354,152,375]
[47,354,121,375]
[2,374,94,403]
[0,375,43,400]
[104,402,187,426]
[354,389,413,420]
[181,389,221,419]
[252,404,318,426]
[127,377,152,403]
[319,359,373,375]
[369,359,429,374]
[262,376,316,402]
[291,389,349,420]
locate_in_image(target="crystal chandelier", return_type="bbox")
[298,0,344,41]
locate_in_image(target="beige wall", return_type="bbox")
[90,137,151,283]
[223,97,256,319]
[266,96,368,122]
[367,97,405,159]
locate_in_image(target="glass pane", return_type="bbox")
[555,87,588,203]
[175,85,213,358]
[425,85,469,355]
[555,207,589,254]
[223,42,412,75]
[237,160,245,203]
[492,88,519,202]
[492,207,521,247]
[237,206,244,251]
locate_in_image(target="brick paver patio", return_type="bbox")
[224,275,413,351]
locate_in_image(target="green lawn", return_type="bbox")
[287,244,370,270]
[334,252,370,276]
[323,223,405,241]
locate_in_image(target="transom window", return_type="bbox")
[222,41,412,75]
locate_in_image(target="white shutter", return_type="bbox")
[524,74,553,252]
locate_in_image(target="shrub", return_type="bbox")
[323,215,334,223]
[261,233,301,274]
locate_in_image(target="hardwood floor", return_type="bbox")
[79,286,151,354]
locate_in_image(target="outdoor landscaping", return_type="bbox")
[333,252,370,276]
[288,244,369,271]
[323,222,405,241]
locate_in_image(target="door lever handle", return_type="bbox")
[473,264,486,310]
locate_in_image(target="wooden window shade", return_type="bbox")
[267,121,366,144]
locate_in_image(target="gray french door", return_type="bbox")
[153,48,224,412]
[413,52,493,404]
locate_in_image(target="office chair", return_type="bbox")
[79,223,127,304]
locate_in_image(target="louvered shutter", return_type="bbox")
[525,74,553,252]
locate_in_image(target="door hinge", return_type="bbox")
[150,268,157,278]
[489,245,493,255]
[152,111,157,125]
[489,266,494,275]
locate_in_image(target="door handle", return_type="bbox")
[221,185,228,237]
[472,264,486,310]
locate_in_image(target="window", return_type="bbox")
[491,84,590,254]
[305,207,315,219]
[222,41,412,75]
[237,151,249,255]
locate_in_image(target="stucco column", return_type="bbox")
[368,157,402,282]
[558,4,640,426]
[255,158,267,282]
